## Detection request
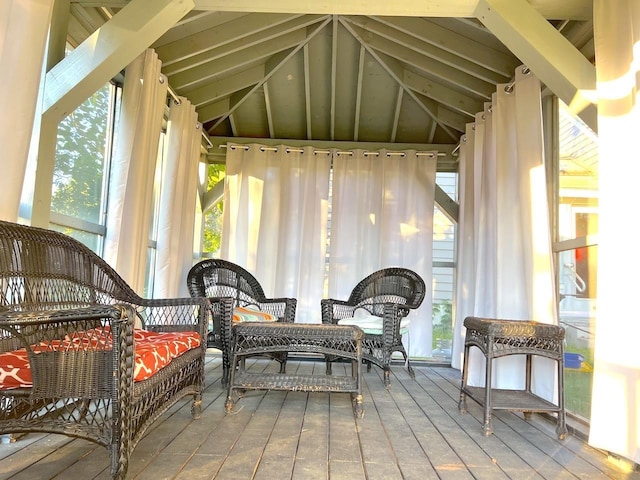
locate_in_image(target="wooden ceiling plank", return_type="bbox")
[161,14,325,76]
[404,71,483,118]
[66,14,92,47]
[437,106,468,132]
[362,30,494,99]
[340,18,459,141]
[44,0,194,120]
[69,3,110,32]
[209,17,332,131]
[197,98,230,123]
[153,11,249,47]
[375,16,518,77]
[160,15,326,76]
[475,0,597,130]
[169,30,306,90]
[186,64,266,106]
[347,16,509,84]
[157,12,302,65]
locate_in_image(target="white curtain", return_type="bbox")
[104,49,168,293]
[0,0,53,221]
[154,97,201,298]
[452,121,480,369]
[589,1,640,465]
[452,67,558,402]
[328,149,437,358]
[221,144,331,324]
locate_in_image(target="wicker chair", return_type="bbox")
[0,220,212,480]
[186,259,297,385]
[321,267,426,387]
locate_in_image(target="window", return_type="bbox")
[50,82,121,253]
[201,164,225,258]
[432,172,457,362]
[555,100,599,421]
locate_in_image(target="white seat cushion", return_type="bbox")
[338,314,410,335]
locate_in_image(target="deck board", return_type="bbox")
[0,353,638,480]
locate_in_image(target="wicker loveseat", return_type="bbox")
[0,220,213,479]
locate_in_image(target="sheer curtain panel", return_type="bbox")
[328,149,437,358]
[590,0,640,465]
[221,144,331,324]
[154,98,201,298]
[0,0,53,221]
[452,67,558,403]
[104,49,168,293]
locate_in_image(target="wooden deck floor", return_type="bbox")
[1,353,638,480]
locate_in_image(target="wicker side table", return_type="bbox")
[226,323,364,417]
[458,316,567,439]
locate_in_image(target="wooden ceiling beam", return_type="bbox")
[185,0,592,20]
[43,0,194,121]
[71,0,592,20]
[475,0,597,130]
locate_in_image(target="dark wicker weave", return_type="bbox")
[321,267,426,386]
[186,259,297,385]
[458,316,567,439]
[0,220,212,479]
[226,322,364,417]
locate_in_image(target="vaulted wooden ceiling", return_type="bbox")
[59,1,596,158]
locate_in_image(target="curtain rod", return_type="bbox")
[167,84,181,105]
[166,83,213,149]
[221,144,446,157]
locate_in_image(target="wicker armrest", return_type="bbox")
[250,297,297,323]
[0,304,135,399]
[320,298,358,323]
[0,304,126,347]
[134,296,209,339]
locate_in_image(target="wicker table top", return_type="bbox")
[463,316,565,340]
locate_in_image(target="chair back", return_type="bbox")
[0,220,139,312]
[347,267,426,315]
[187,259,267,306]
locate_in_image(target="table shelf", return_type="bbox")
[225,323,365,417]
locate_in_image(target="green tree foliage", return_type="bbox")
[52,84,111,223]
[202,164,225,255]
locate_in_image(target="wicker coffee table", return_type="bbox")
[458,316,567,439]
[225,323,365,417]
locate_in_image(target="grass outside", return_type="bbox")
[564,344,594,420]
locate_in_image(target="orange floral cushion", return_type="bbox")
[0,327,201,389]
